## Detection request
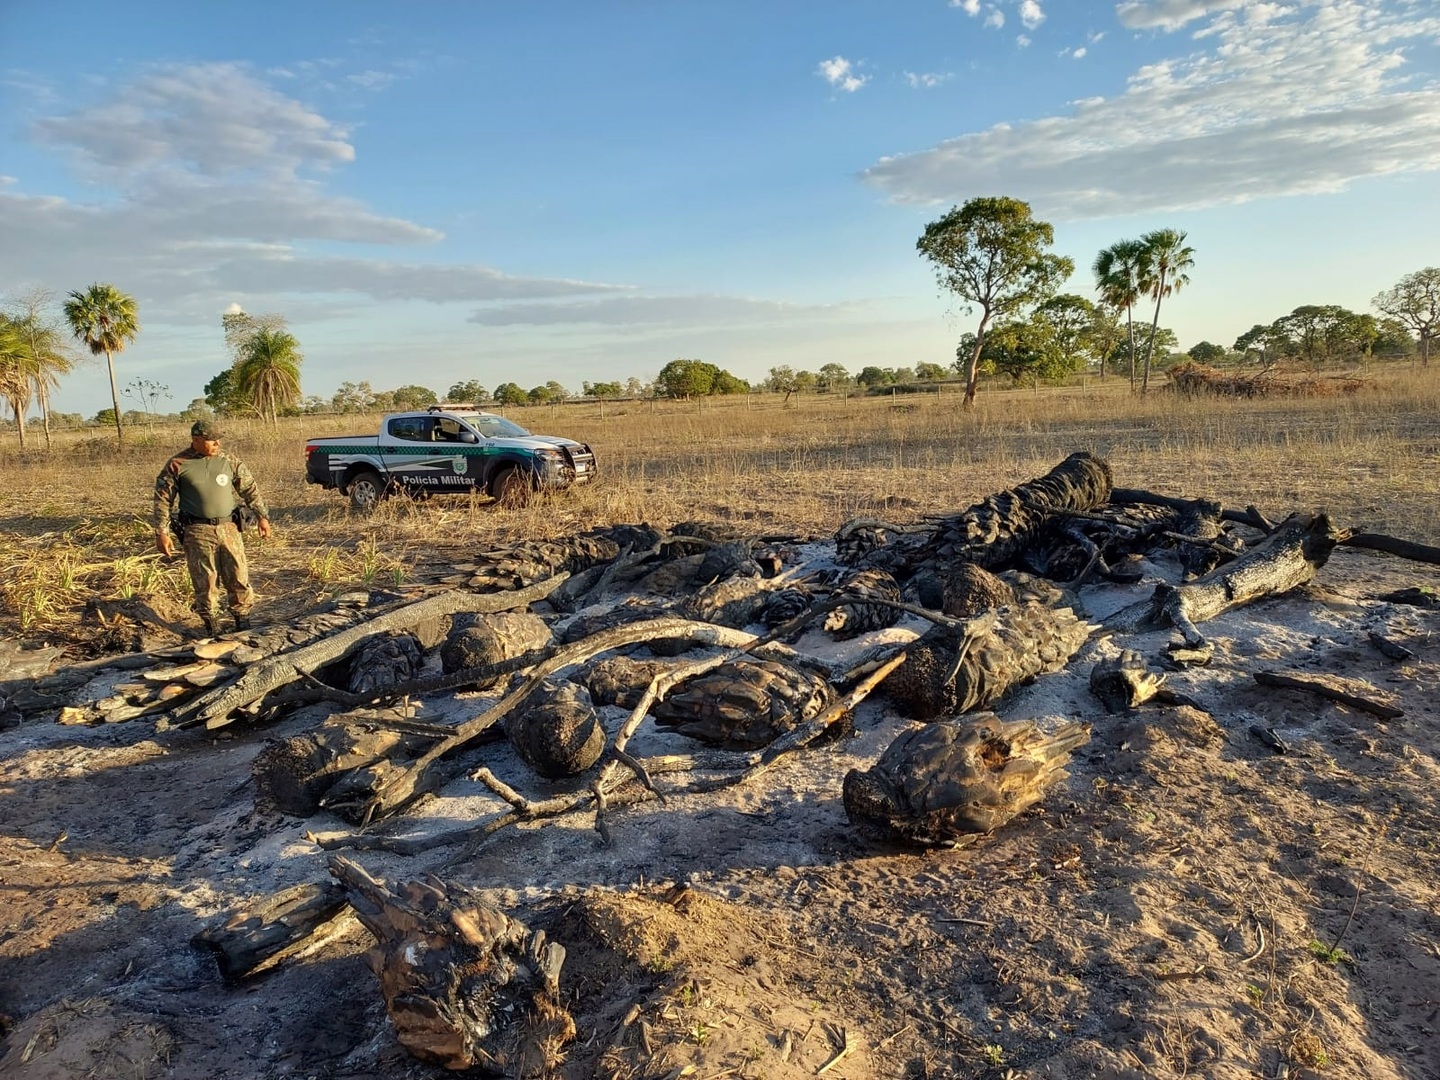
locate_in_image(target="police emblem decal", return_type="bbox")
[452,456,466,475]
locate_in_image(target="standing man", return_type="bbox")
[154,419,273,635]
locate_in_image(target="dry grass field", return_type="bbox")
[2,371,1439,1080]
[4,369,1438,643]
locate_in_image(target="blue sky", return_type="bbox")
[2,0,1438,417]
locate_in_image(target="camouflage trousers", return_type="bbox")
[182,521,254,617]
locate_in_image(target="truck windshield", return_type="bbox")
[464,415,531,439]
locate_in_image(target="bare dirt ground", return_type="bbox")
[2,525,1439,1080]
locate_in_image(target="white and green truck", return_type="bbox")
[304,407,597,510]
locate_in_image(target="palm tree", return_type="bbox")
[64,283,139,445]
[235,326,303,425]
[1092,239,1145,390]
[8,298,75,448]
[1136,229,1195,392]
[0,316,38,448]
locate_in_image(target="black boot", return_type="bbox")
[200,613,221,637]
[233,613,252,631]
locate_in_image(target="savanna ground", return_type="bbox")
[1,370,1438,1079]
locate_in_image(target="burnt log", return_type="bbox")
[1090,650,1167,713]
[886,584,1093,721]
[823,568,902,640]
[842,714,1092,846]
[345,632,423,696]
[465,524,665,593]
[652,659,838,749]
[506,680,605,778]
[329,856,574,1075]
[441,612,553,690]
[835,451,1113,577]
[1105,512,1344,645]
[579,656,676,709]
[192,880,354,981]
[251,714,436,816]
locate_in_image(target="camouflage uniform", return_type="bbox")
[153,447,269,623]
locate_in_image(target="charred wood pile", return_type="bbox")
[8,449,1439,1075]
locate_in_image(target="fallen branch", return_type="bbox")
[1340,532,1440,567]
[170,574,573,729]
[1105,512,1344,645]
[1253,670,1403,720]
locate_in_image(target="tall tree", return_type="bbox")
[235,327,303,425]
[1092,239,1146,388]
[1373,267,1439,366]
[1136,229,1195,392]
[0,316,38,448]
[917,196,1073,408]
[5,290,75,448]
[64,282,139,445]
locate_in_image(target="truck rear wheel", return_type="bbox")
[348,470,386,512]
[490,465,532,507]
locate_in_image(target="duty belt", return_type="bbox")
[180,513,228,526]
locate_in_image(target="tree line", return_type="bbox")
[4,240,1436,445]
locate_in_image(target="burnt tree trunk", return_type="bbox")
[1106,512,1344,645]
[330,855,574,1075]
[835,452,1113,578]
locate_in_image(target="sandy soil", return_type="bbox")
[1,536,1438,1080]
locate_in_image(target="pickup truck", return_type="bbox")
[304,407,597,510]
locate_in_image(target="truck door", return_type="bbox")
[429,415,484,491]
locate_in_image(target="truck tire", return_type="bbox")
[490,465,532,507]
[348,469,386,512]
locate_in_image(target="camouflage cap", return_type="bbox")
[191,419,224,439]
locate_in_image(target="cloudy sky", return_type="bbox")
[2,0,1438,416]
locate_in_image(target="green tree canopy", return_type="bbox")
[1373,267,1439,366]
[655,358,720,399]
[1093,239,1146,387]
[584,381,622,398]
[1187,341,1227,364]
[917,196,1073,407]
[4,291,75,449]
[856,365,892,388]
[392,384,438,409]
[235,326,303,426]
[1135,229,1195,392]
[446,379,488,403]
[493,382,528,406]
[817,363,851,391]
[331,380,379,413]
[64,282,139,445]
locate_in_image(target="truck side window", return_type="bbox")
[388,417,428,442]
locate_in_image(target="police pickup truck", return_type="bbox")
[304,407,597,510]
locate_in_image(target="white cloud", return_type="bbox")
[1073,46,1088,58]
[345,70,397,90]
[34,63,354,178]
[466,294,849,328]
[952,0,982,13]
[905,71,953,88]
[817,56,868,92]
[863,1,1440,219]
[1020,1,1046,29]
[1115,0,1244,31]
[1017,34,1032,47]
[0,63,628,316]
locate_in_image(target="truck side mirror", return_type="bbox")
[460,431,479,444]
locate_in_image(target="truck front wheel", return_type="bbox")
[348,470,386,512]
[490,465,532,507]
